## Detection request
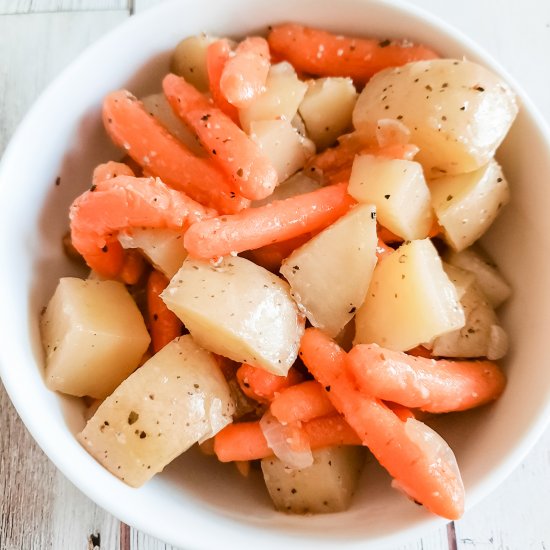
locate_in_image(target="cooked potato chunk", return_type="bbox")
[432,282,508,359]
[78,336,234,487]
[239,62,308,133]
[281,204,378,337]
[141,93,204,156]
[445,246,511,308]
[430,159,510,251]
[299,77,357,149]
[442,263,476,301]
[261,446,365,514]
[348,155,433,240]
[354,239,465,351]
[161,256,305,375]
[249,119,315,183]
[118,227,187,279]
[353,59,518,177]
[170,34,216,92]
[41,278,150,399]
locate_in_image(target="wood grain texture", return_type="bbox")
[0,0,127,14]
[0,9,128,550]
[0,1,549,549]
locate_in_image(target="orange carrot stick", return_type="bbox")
[299,328,464,519]
[268,24,438,85]
[163,74,278,200]
[214,421,271,462]
[213,413,360,462]
[70,175,214,278]
[348,344,506,413]
[377,225,403,244]
[306,135,418,185]
[79,162,137,278]
[119,248,146,285]
[270,380,336,424]
[220,36,270,108]
[147,269,183,352]
[206,40,240,124]
[385,402,416,422]
[302,414,361,447]
[184,182,356,259]
[92,161,135,186]
[102,90,249,213]
[241,233,312,272]
[236,364,303,403]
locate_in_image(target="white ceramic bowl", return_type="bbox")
[1,0,550,548]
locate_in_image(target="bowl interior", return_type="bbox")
[1,0,550,548]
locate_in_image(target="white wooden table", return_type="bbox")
[1,1,549,548]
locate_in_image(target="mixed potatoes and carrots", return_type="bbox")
[40,23,517,519]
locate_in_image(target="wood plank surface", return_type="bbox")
[0,0,127,14]
[0,1,549,549]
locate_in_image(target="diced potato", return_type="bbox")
[291,113,307,137]
[118,227,187,279]
[442,263,476,301]
[161,256,305,375]
[239,62,308,133]
[253,171,321,207]
[141,93,204,156]
[298,77,357,150]
[170,34,216,92]
[430,159,510,251]
[432,283,508,359]
[353,59,518,177]
[40,278,150,399]
[348,155,433,240]
[261,446,365,514]
[78,336,234,487]
[281,204,378,337]
[445,246,511,308]
[250,119,315,183]
[354,239,465,351]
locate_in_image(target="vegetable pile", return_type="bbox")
[40,23,518,519]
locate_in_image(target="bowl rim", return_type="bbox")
[2,0,550,548]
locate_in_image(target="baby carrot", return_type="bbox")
[348,344,506,413]
[241,233,312,272]
[70,175,215,277]
[306,135,419,185]
[299,328,464,519]
[206,40,240,123]
[147,269,183,352]
[103,90,249,213]
[377,225,402,243]
[163,74,278,200]
[268,24,438,85]
[78,162,137,278]
[92,161,135,186]
[214,421,270,462]
[119,249,146,285]
[385,402,416,422]
[220,37,270,108]
[236,364,303,403]
[184,182,356,259]
[270,380,336,424]
[302,414,361,447]
[77,239,125,279]
[213,414,360,462]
